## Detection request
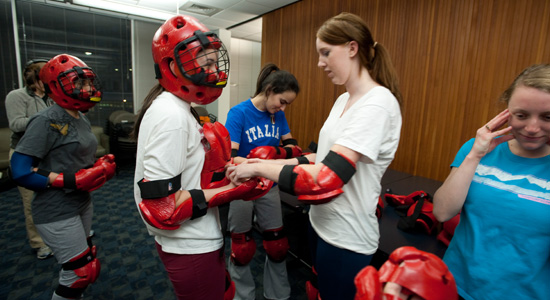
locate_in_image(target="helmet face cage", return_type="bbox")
[58,66,102,103]
[174,30,229,88]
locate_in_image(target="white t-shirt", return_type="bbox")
[309,86,402,255]
[134,91,223,255]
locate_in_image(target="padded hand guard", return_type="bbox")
[354,266,383,300]
[94,154,116,181]
[279,151,356,204]
[139,178,272,230]
[51,165,107,192]
[201,122,232,189]
[247,145,303,160]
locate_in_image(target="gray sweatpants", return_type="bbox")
[228,186,291,300]
[35,201,94,300]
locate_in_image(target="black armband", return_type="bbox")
[296,156,310,164]
[278,165,298,195]
[282,138,298,146]
[138,174,182,198]
[36,169,50,177]
[64,173,77,190]
[231,149,238,158]
[321,151,355,184]
[189,189,208,220]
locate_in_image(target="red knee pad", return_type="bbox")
[224,269,236,300]
[56,247,101,298]
[262,227,289,263]
[230,231,256,266]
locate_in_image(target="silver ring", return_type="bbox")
[485,125,491,131]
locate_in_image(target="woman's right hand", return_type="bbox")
[470,109,514,159]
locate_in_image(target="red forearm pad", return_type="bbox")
[94,154,116,181]
[208,177,272,207]
[248,145,303,159]
[278,151,356,204]
[201,122,232,189]
[139,192,197,230]
[51,166,107,192]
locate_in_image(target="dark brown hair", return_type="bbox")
[317,12,402,104]
[254,63,300,98]
[131,83,165,139]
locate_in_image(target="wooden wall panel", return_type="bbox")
[262,0,550,181]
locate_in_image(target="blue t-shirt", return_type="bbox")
[444,138,550,300]
[225,99,290,157]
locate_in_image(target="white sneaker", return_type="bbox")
[37,246,54,259]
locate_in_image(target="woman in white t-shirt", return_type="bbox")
[227,12,402,300]
[132,15,267,300]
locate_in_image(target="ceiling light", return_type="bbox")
[179,2,222,17]
[72,0,174,21]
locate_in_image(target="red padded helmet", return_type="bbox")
[152,15,229,105]
[40,54,101,111]
[378,246,458,300]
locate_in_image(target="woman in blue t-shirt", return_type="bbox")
[433,64,550,300]
[225,63,301,300]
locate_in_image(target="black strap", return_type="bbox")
[283,147,293,158]
[36,169,50,177]
[321,151,356,184]
[263,228,286,241]
[278,165,297,195]
[138,174,182,198]
[189,189,208,220]
[190,106,202,125]
[282,138,298,146]
[62,250,93,271]
[55,284,86,299]
[64,173,77,190]
[296,156,309,165]
[231,148,238,158]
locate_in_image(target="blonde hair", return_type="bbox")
[500,64,550,104]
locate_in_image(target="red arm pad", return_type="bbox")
[208,176,273,207]
[201,122,232,189]
[278,151,356,204]
[139,177,272,230]
[248,145,303,160]
[51,165,107,192]
[354,266,383,300]
[139,193,194,230]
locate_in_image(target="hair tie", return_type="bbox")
[373,41,378,48]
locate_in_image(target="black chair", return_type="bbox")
[107,110,137,166]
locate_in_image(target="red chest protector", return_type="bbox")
[201,121,232,189]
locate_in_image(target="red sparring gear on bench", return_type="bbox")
[51,165,107,192]
[354,246,458,300]
[384,190,428,207]
[248,145,303,159]
[201,122,232,189]
[139,177,271,230]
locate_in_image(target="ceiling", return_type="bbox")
[43,0,301,42]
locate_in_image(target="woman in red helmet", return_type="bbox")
[10,54,116,300]
[132,15,267,299]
